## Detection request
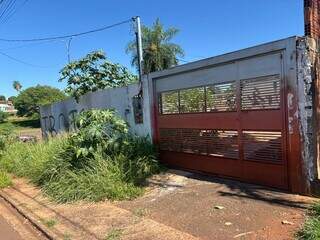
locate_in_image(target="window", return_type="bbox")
[206,82,236,112]
[180,87,205,113]
[159,82,237,115]
[160,91,179,114]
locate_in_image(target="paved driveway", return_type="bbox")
[116,170,314,240]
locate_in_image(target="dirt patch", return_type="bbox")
[116,170,315,240]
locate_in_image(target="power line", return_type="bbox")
[0,0,16,24]
[0,38,63,51]
[0,18,133,42]
[0,50,54,68]
[1,0,29,24]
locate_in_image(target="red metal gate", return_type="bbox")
[155,54,288,190]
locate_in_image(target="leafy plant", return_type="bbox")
[59,51,137,102]
[69,109,128,160]
[127,18,184,74]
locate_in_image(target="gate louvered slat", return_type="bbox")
[241,75,281,110]
[159,128,239,159]
[242,131,282,164]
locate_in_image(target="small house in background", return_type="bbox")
[0,100,17,115]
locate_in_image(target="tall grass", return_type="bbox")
[297,202,320,239]
[0,136,69,184]
[0,134,161,203]
[0,109,162,203]
[0,171,12,189]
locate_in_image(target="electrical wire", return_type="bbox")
[0,0,16,24]
[0,50,54,68]
[0,18,133,42]
[1,0,29,24]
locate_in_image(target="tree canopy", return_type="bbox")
[126,18,184,74]
[13,81,22,92]
[14,85,67,118]
[0,95,6,101]
[59,51,137,102]
[8,96,16,103]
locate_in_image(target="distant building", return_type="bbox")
[0,100,17,114]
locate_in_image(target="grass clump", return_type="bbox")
[297,202,320,239]
[41,218,57,228]
[0,171,12,189]
[0,109,161,203]
[105,228,123,240]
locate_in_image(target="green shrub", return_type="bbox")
[70,109,128,160]
[0,111,9,123]
[0,171,12,189]
[0,109,161,203]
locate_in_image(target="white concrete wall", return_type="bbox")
[40,78,153,138]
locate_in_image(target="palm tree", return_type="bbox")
[13,81,22,92]
[126,18,184,74]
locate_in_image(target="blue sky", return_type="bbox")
[0,0,304,98]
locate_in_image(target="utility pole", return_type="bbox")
[133,16,143,82]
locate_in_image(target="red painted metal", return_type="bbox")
[154,74,290,190]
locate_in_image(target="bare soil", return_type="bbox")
[116,170,315,240]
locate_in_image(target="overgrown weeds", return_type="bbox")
[0,171,12,189]
[297,202,320,239]
[0,109,161,203]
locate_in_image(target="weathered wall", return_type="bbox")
[297,37,318,189]
[40,79,153,138]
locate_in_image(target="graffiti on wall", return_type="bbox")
[41,109,84,137]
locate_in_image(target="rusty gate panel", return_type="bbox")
[155,51,289,190]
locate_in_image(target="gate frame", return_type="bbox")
[146,36,308,194]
